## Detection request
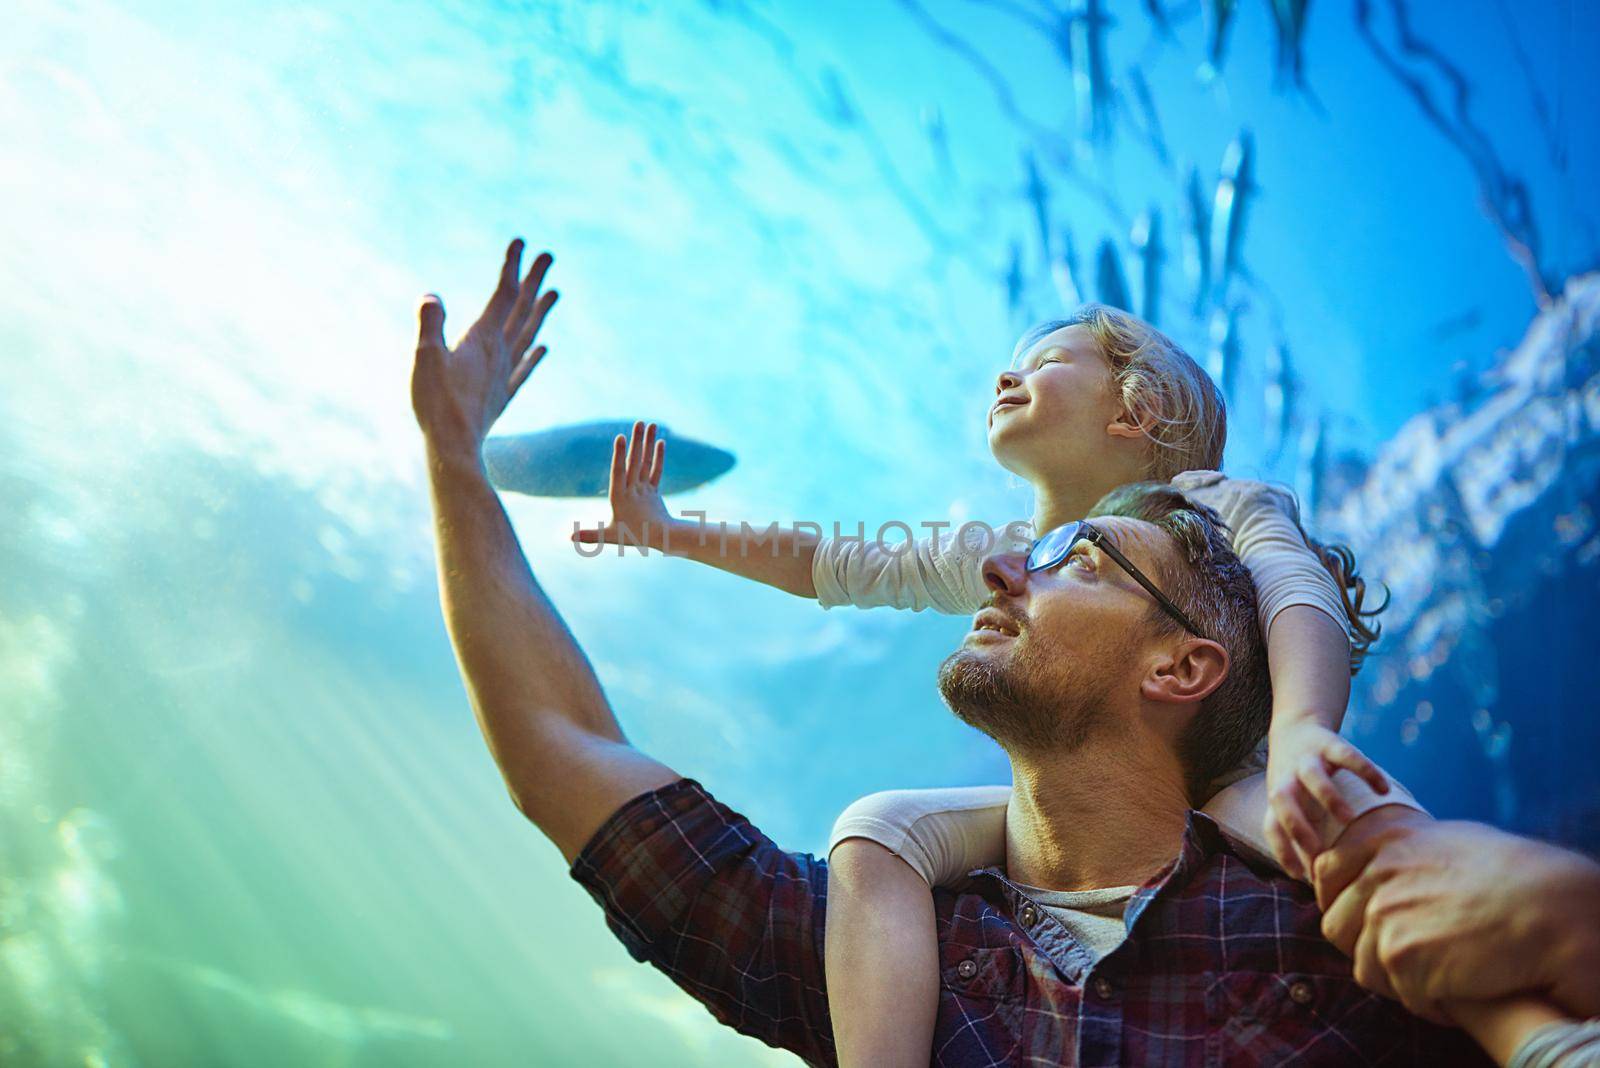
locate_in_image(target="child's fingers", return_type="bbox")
[1323,741,1390,796]
[1271,780,1324,866]
[1298,756,1356,824]
[1263,816,1305,880]
[608,435,627,499]
[649,439,666,488]
[625,421,647,484]
[572,525,622,545]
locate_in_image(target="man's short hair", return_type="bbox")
[1087,482,1273,798]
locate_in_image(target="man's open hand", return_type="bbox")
[411,238,559,459]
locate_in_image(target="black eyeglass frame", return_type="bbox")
[1025,520,1212,641]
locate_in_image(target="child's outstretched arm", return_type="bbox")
[571,421,822,597]
[573,420,1011,613]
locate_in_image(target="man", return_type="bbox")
[409,240,1569,1064]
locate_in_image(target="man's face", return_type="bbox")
[937,516,1176,752]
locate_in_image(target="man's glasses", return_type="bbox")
[1025,520,1211,641]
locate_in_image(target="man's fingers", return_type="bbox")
[509,345,547,394]
[417,295,447,352]
[1350,913,1401,1001]
[1301,756,1355,824]
[481,238,525,327]
[506,251,555,344]
[649,439,666,488]
[511,288,559,358]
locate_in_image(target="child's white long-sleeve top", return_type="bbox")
[812,470,1423,884]
[812,470,1350,644]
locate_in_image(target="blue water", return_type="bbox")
[2,1,1596,1064]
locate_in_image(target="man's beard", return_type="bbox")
[936,638,1106,754]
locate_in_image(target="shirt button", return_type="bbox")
[1018,905,1038,927]
[1091,976,1115,1000]
[957,959,978,980]
[1289,980,1314,1005]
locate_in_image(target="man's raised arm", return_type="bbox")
[411,238,678,862]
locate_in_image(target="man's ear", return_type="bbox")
[1141,638,1230,706]
[1106,406,1150,441]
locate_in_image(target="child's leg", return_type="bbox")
[824,786,1011,1068]
[826,840,940,1068]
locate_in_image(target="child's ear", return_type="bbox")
[1106,406,1149,440]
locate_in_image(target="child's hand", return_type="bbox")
[1264,720,1389,880]
[572,420,673,552]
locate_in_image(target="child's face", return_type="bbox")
[987,325,1124,480]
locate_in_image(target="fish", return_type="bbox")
[1005,238,1026,317]
[1143,0,1175,40]
[1051,227,1087,309]
[1131,209,1164,325]
[1268,0,1312,90]
[1263,339,1297,462]
[1128,68,1171,169]
[1182,164,1213,315]
[818,65,858,126]
[1295,409,1326,518]
[1095,237,1131,311]
[1209,130,1256,301]
[922,103,956,184]
[1201,0,1239,80]
[1207,306,1241,403]
[484,421,735,497]
[1068,0,1115,147]
[1023,150,1052,262]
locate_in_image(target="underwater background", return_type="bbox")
[2,1,1596,1064]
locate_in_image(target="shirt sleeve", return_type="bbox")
[1508,1019,1600,1068]
[1172,472,1352,644]
[811,520,1032,615]
[569,778,836,1067]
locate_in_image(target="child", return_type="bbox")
[575,304,1405,1065]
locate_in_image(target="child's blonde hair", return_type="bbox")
[1011,303,1227,480]
[1011,304,1386,674]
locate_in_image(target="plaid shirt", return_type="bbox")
[571,778,1489,1067]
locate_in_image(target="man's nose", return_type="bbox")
[996,370,1022,394]
[982,551,1030,595]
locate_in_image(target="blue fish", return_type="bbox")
[1200,0,1239,80]
[1209,131,1255,301]
[1182,165,1213,314]
[1143,0,1175,40]
[1263,340,1297,462]
[1006,238,1027,317]
[1095,238,1131,311]
[1128,69,1171,169]
[1023,150,1052,262]
[1207,306,1241,403]
[1268,0,1312,91]
[1051,226,1087,309]
[1068,0,1115,147]
[483,421,735,498]
[1131,209,1164,325]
